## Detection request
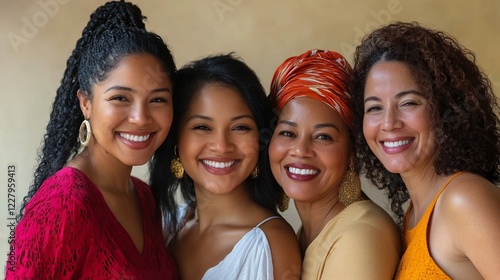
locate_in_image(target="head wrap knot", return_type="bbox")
[269,49,353,130]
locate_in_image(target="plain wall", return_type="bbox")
[1,0,499,275]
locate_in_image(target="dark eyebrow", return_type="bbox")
[104,85,171,94]
[186,114,211,122]
[364,90,423,103]
[185,114,254,122]
[315,123,340,133]
[231,115,254,121]
[277,120,297,127]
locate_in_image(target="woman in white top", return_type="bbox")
[160,53,301,279]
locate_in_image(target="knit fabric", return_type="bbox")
[5,167,177,280]
[395,172,464,279]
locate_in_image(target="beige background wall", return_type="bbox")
[1,0,499,275]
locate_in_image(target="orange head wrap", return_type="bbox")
[269,49,353,131]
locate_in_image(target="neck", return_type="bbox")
[400,166,448,226]
[69,147,133,194]
[193,183,261,231]
[296,195,344,253]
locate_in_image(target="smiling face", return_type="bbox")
[362,61,435,175]
[78,53,173,167]
[269,97,351,203]
[177,83,259,195]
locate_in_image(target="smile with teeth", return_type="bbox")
[202,160,236,169]
[287,167,319,175]
[383,139,412,148]
[119,133,151,142]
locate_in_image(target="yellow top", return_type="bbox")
[395,172,464,279]
[302,200,401,280]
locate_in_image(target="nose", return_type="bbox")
[381,107,402,131]
[129,102,152,126]
[290,136,314,158]
[210,130,235,153]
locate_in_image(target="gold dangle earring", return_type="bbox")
[338,164,361,206]
[278,194,290,212]
[79,119,91,147]
[251,164,259,179]
[170,146,184,179]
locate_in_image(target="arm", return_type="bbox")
[262,218,302,280]
[7,195,92,279]
[440,175,500,279]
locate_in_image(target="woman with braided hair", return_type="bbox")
[6,1,177,279]
[267,49,401,279]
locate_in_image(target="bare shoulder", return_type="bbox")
[439,172,500,213]
[434,174,500,278]
[258,216,299,249]
[259,216,302,279]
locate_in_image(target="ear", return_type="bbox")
[77,89,91,119]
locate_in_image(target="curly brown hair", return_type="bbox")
[350,21,500,225]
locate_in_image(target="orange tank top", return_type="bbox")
[395,172,464,279]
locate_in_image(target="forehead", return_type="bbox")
[279,97,346,126]
[186,83,252,116]
[365,61,419,93]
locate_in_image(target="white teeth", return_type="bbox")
[288,167,319,175]
[119,133,151,142]
[383,139,411,148]
[203,160,236,169]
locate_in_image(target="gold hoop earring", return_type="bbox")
[79,119,91,147]
[278,194,290,212]
[338,165,361,206]
[170,146,184,179]
[251,165,259,179]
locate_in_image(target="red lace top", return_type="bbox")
[5,167,177,279]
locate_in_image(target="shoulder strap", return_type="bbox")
[256,216,281,228]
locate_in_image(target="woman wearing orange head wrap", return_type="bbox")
[267,50,401,279]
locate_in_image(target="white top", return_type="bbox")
[202,216,280,280]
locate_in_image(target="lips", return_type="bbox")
[201,159,239,175]
[119,132,151,142]
[202,160,236,169]
[382,139,412,148]
[118,132,155,149]
[380,138,414,153]
[285,164,320,181]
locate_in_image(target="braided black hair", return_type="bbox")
[19,0,176,220]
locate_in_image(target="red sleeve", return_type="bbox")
[5,192,93,279]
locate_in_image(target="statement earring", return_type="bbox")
[278,194,290,212]
[251,165,259,179]
[170,146,184,179]
[338,165,361,206]
[79,119,91,147]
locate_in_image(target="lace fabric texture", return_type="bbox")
[5,167,177,280]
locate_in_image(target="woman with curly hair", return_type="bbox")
[350,21,500,279]
[6,1,177,279]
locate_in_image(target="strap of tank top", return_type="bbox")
[405,171,465,227]
[431,171,465,205]
[256,216,281,228]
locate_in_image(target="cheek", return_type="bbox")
[268,137,286,164]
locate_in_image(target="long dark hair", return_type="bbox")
[19,0,176,220]
[350,22,500,225]
[152,53,283,234]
